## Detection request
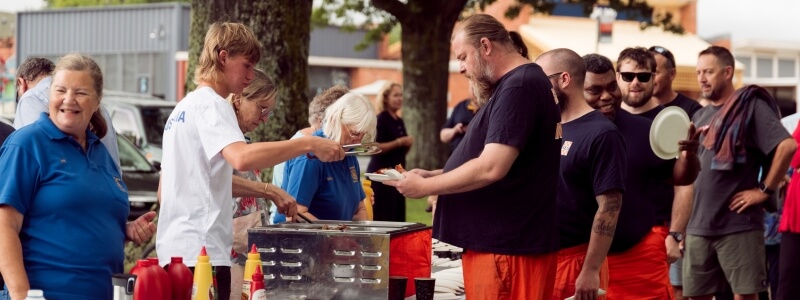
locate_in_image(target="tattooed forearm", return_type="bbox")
[593,219,616,237]
[600,191,623,218]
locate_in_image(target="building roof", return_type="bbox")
[518,15,736,69]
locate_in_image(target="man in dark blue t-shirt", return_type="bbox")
[648,45,703,299]
[537,48,625,300]
[583,51,700,299]
[384,14,561,299]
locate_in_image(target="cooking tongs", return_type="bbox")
[306,142,381,159]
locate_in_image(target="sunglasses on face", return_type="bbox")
[649,46,676,68]
[619,72,653,83]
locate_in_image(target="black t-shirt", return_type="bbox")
[367,111,409,173]
[0,123,13,146]
[434,63,561,255]
[609,110,662,252]
[558,110,627,249]
[689,100,791,236]
[443,100,477,153]
[631,105,677,222]
[666,93,702,118]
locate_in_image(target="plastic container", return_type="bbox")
[166,257,193,300]
[191,247,214,300]
[249,266,266,300]
[24,289,46,300]
[131,259,160,300]
[147,257,172,300]
[242,244,262,299]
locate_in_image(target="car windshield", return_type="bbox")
[141,107,173,146]
[118,135,153,172]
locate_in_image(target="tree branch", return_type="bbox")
[372,0,409,22]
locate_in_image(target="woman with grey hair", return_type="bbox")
[274,92,377,222]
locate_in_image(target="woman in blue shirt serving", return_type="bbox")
[277,92,377,222]
[0,53,156,300]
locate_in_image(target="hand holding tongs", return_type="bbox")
[306,142,380,159]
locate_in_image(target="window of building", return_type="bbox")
[778,58,796,78]
[757,57,773,78]
[736,56,752,77]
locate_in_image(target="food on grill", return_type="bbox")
[321,224,351,231]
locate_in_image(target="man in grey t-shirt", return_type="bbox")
[682,46,796,299]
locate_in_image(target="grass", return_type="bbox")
[405,197,433,226]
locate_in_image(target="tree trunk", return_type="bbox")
[246,0,313,144]
[396,1,466,170]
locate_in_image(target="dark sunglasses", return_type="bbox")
[619,72,653,83]
[649,46,676,68]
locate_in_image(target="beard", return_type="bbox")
[702,85,723,100]
[554,87,568,111]
[471,53,495,107]
[621,88,653,108]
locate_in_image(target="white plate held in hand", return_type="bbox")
[649,107,690,160]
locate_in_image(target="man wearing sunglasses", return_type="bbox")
[588,48,700,299]
[537,49,625,300]
[647,45,702,300]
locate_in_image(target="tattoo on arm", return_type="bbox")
[593,219,616,237]
[593,191,622,237]
[600,191,622,218]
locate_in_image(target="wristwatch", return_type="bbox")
[668,231,684,243]
[759,182,775,195]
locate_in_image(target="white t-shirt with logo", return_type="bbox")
[156,87,245,267]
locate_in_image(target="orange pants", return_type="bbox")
[462,250,557,300]
[553,244,610,300]
[606,226,674,300]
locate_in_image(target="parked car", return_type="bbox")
[103,90,175,163]
[118,134,160,221]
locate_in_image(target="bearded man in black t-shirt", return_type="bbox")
[384,14,561,300]
[537,48,625,300]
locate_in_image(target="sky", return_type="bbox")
[696,0,800,43]
[2,0,799,43]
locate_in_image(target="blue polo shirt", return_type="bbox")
[0,113,128,300]
[275,130,365,223]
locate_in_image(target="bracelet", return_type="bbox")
[263,182,270,197]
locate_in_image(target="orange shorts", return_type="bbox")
[553,244,610,300]
[462,250,557,300]
[606,226,673,300]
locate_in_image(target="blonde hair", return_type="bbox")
[309,84,349,127]
[53,53,106,138]
[194,22,262,86]
[375,81,401,112]
[226,69,276,107]
[322,92,377,143]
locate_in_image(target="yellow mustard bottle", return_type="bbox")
[242,244,262,299]
[191,246,213,300]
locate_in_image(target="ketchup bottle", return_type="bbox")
[166,257,193,300]
[131,259,159,300]
[147,257,172,299]
[249,266,267,300]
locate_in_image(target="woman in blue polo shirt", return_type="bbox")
[0,54,156,300]
[276,92,377,222]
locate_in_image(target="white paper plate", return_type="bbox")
[649,106,690,160]
[364,173,391,182]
